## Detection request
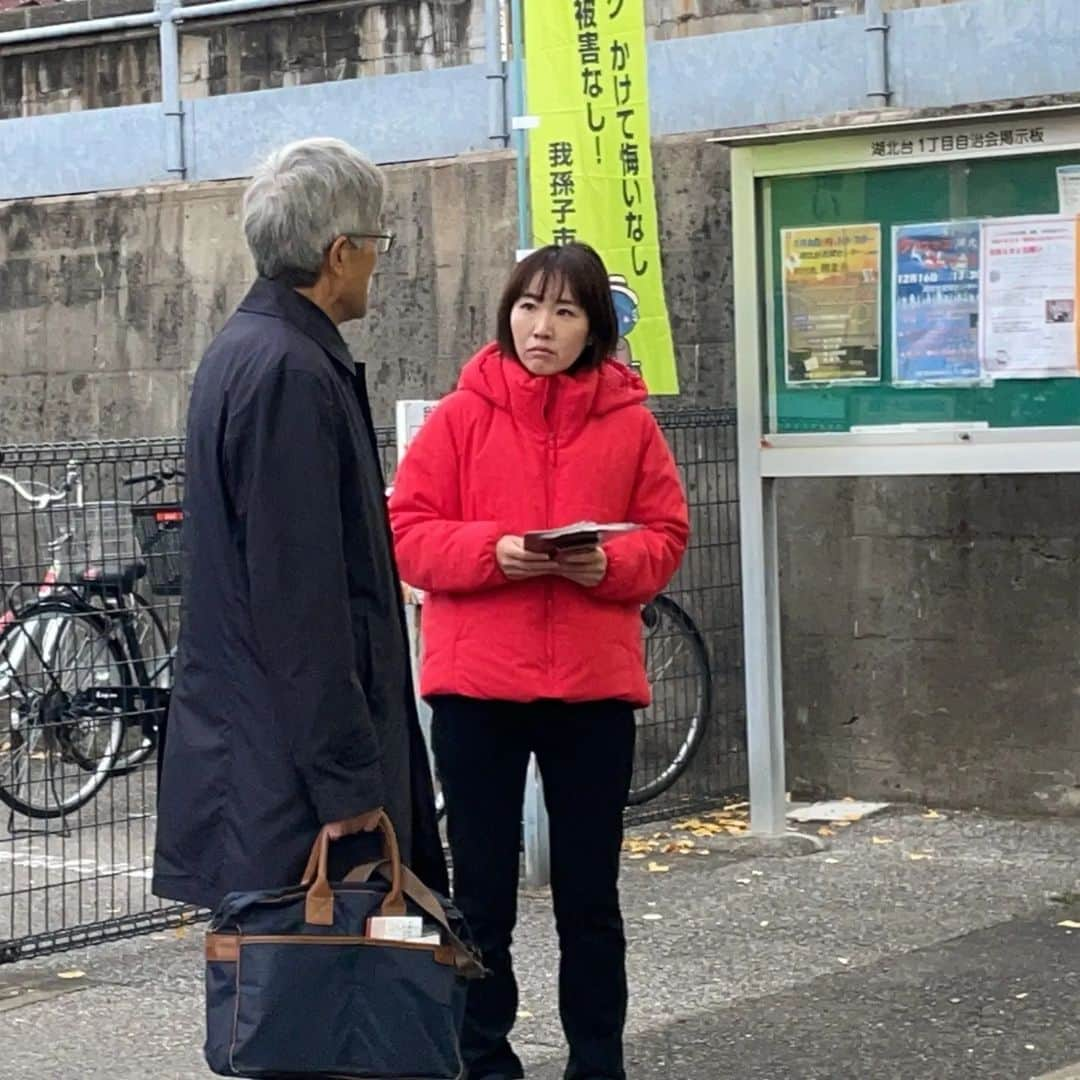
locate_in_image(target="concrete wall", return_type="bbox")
[0,133,731,437]
[779,475,1080,816]
[650,0,958,38]
[3,116,1079,816]
[0,0,967,119]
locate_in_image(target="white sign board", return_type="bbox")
[394,399,439,471]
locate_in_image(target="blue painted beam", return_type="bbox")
[185,63,491,183]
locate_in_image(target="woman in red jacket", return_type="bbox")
[389,243,689,1080]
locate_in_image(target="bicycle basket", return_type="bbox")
[45,500,138,578]
[131,504,184,596]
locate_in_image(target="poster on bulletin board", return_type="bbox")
[892,221,981,385]
[781,224,881,385]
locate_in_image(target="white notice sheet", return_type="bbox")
[981,216,1078,379]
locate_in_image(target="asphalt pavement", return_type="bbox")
[2,805,1078,1079]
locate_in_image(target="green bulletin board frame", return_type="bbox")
[767,151,1080,434]
[717,106,1080,840]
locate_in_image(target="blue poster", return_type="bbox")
[893,221,981,385]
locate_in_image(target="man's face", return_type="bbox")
[342,237,378,321]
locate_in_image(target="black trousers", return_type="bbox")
[431,696,636,1080]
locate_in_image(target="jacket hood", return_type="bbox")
[457,343,648,428]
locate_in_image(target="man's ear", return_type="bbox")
[325,235,349,275]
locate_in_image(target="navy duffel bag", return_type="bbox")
[204,812,484,1078]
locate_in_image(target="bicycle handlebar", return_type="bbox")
[0,457,182,510]
[121,466,185,489]
[0,458,82,510]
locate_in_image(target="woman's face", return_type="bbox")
[510,273,590,376]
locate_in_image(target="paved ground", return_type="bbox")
[2,805,1079,1079]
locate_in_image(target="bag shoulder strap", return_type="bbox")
[344,859,486,979]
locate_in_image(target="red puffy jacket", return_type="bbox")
[388,344,689,706]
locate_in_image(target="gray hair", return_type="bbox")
[242,137,386,286]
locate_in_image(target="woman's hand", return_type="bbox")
[554,545,608,588]
[496,535,556,580]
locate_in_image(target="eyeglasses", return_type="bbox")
[346,232,396,254]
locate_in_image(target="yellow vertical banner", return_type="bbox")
[524,0,679,394]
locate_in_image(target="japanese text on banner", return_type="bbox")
[525,0,679,394]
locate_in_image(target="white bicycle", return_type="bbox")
[0,456,181,819]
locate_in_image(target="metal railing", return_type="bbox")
[0,413,744,963]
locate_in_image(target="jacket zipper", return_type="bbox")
[542,384,556,674]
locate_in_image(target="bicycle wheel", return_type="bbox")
[109,593,172,773]
[0,599,127,819]
[629,594,713,806]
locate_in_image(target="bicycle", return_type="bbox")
[0,458,183,819]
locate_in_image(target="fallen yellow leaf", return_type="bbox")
[57,970,85,980]
[661,841,695,855]
[1057,920,1080,929]
[642,913,663,921]
[627,853,646,860]
[871,836,893,845]
[647,862,671,873]
[674,818,707,831]
[818,826,835,838]
[922,809,942,819]
[834,821,852,828]
[906,853,932,861]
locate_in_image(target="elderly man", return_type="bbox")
[153,137,445,908]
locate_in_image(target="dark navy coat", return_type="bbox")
[153,277,446,908]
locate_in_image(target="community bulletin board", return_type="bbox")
[763,141,1080,433]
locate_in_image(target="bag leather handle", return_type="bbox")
[302,811,406,927]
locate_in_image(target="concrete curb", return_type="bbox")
[704,831,828,859]
[1034,1066,1080,1080]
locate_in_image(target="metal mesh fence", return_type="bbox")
[0,412,743,963]
[632,408,746,821]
